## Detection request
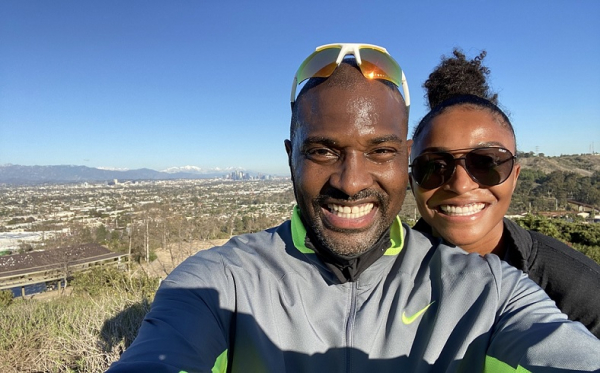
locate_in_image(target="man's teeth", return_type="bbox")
[327,203,374,219]
[439,203,485,216]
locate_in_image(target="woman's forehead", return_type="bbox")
[419,106,515,150]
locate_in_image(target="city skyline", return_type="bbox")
[1,1,599,175]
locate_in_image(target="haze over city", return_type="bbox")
[1,0,599,175]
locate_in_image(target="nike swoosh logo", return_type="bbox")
[402,301,435,325]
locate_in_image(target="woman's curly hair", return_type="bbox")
[412,48,515,153]
[424,49,498,109]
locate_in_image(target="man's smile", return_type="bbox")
[320,202,379,231]
[326,202,374,219]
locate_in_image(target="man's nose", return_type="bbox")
[328,152,374,197]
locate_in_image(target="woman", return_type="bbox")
[410,49,600,337]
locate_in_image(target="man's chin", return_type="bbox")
[318,230,381,257]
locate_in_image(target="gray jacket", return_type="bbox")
[107,209,600,372]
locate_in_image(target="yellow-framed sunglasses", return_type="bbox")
[290,43,410,114]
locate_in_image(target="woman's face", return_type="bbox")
[410,105,520,255]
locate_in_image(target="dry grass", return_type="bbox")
[0,290,151,372]
[0,238,228,372]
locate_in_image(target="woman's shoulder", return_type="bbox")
[527,229,600,273]
[503,218,599,273]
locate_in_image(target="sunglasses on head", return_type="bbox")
[410,147,517,190]
[290,43,410,112]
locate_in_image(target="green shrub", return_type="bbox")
[71,266,159,297]
[0,290,13,308]
[515,214,600,265]
[573,243,600,265]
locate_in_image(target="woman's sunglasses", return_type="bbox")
[290,43,410,113]
[410,147,517,190]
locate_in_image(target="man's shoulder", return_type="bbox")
[165,221,294,284]
[404,225,509,278]
[200,221,292,258]
[185,220,299,275]
[403,225,540,318]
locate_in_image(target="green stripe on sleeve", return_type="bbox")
[484,356,531,373]
[211,349,228,373]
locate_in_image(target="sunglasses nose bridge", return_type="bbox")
[442,156,480,192]
[452,156,469,172]
[336,45,361,65]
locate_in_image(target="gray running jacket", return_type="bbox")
[107,209,600,372]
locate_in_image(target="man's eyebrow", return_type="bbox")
[301,136,338,147]
[370,135,404,145]
[302,135,404,147]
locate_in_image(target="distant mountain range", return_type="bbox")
[0,164,252,185]
[1,154,598,185]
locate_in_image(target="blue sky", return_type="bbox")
[1,1,598,175]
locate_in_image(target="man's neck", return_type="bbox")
[298,213,392,283]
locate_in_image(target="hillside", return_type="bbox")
[517,153,600,176]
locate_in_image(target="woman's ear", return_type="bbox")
[511,164,521,193]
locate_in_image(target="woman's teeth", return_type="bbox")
[439,203,485,216]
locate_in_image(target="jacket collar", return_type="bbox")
[290,206,405,283]
[290,206,404,256]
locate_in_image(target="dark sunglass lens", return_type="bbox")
[412,153,455,189]
[466,148,514,186]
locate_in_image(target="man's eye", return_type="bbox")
[367,148,397,162]
[305,148,338,162]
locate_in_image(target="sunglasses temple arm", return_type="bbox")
[401,71,410,113]
[290,76,298,106]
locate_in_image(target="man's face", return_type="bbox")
[286,80,410,257]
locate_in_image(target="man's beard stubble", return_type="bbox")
[308,189,394,258]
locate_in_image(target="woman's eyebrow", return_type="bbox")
[419,142,508,153]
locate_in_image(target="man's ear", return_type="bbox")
[406,139,414,191]
[284,139,293,168]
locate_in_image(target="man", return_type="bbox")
[107,44,600,373]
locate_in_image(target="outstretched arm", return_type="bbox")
[106,253,233,373]
[486,260,600,372]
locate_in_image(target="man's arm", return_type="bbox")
[486,259,600,372]
[106,252,233,373]
[527,230,600,337]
